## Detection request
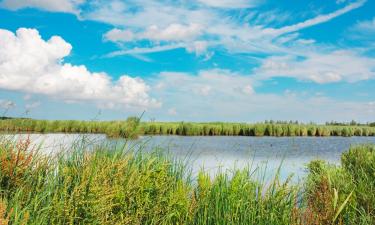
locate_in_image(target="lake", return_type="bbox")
[2,133,375,182]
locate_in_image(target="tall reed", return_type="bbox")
[1,118,375,138]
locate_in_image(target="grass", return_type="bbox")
[304,145,375,224]
[0,135,374,224]
[1,118,375,138]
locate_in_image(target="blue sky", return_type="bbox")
[0,0,374,122]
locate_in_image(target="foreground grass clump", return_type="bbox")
[0,138,302,225]
[0,138,374,224]
[305,145,375,224]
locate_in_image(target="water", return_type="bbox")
[2,133,375,182]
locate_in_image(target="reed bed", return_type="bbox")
[1,118,375,138]
[140,122,375,137]
[0,135,374,224]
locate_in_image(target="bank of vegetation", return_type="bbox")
[1,118,375,138]
[0,137,374,224]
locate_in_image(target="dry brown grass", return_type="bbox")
[299,177,347,225]
[0,137,34,190]
[0,199,9,225]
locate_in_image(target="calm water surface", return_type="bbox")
[3,134,375,182]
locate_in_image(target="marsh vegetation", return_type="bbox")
[1,118,375,139]
[0,136,374,224]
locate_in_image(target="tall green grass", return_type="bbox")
[1,118,375,138]
[0,138,302,224]
[1,136,374,224]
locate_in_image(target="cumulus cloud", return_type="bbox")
[0,28,160,109]
[0,0,85,14]
[256,50,375,83]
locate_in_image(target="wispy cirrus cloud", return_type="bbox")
[349,17,375,44]
[105,44,186,57]
[96,0,367,68]
[106,23,204,42]
[2,0,369,69]
[196,0,260,9]
[0,0,85,14]
[262,0,366,36]
[353,17,375,32]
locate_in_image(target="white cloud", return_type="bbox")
[256,50,375,83]
[95,0,367,63]
[25,101,41,110]
[2,0,367,60]
[354,17,375,32]
[2,1,374,121]
[347,17,375,47]
[154,69,255,97]
[197,0,258,9]
[296,39,316,45]
[0,100,16,109]
[148,70,375,122]
[186,41,209,56]
[105,24,203,43]
[262,0,366,36]
[242,85,254,95]
[143,23,203,42]
[104,28,134,42]
[0,0,85,14]
[106,44,185,57]
[0,28,160,109]
[194,85,212,96]
[104,23,205,55]
[350,17,375,41]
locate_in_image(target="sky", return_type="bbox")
[0,0,374,123]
